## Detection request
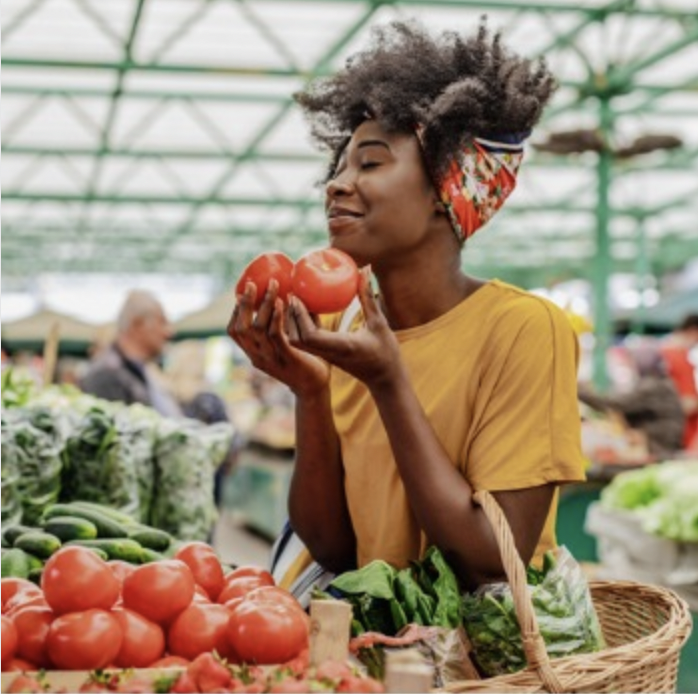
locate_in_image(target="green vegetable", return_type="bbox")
[2,524,35,547]
[28,567,44,585]
[43,516,99,542]
[43,504,129,539]
[462,546,605,676]
[66,538,145,564]
[126,525,172,552]
[2,547,32,578]
[139,547,166,563]
[601,460,698,542]
[14,531,62,559]
[68,501,138,526]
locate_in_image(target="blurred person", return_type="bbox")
[578,341,685,458]
[80,290,181,417]
[661,313,698,449]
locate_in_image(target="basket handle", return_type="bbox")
[472,489,565,693]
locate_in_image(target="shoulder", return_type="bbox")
[485,281,575,342]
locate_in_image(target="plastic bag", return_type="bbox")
[462,546,605,676]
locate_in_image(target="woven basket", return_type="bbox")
[441,490,693,693]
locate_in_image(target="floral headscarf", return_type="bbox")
[418,129,529,243]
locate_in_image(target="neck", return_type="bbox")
[116,335,149,363]
[374,257,483,330]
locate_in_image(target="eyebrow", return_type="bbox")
[356,139,390,151]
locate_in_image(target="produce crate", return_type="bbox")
[585,502,698,609]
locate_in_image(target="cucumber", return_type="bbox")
[14,531,62,559]
[68,501,137,526]
[43,504,128,539]
[2,524,35,547]
[1,548,31,578]
[28,567,44,585]
[81,546,110,562]
[66,539,145,564]
[44,516,98,542]
[139,547,166,564]
[126,525,172,552]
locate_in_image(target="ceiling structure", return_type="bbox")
[2,0,697,293]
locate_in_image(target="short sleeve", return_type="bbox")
[466,299,585,491]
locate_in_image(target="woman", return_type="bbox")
[229,19,585,591]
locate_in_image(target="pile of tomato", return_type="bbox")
[1,542,309,673]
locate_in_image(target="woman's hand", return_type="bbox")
[288,267,403,389]
[227,279,330,397]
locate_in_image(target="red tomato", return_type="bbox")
[243,586,305,614]
[291,248,359,314]
[1,615,18,668]
[107,560,137,585]
[112,608,165,669]
[4,594,48,619]
[227,601,309,665]
[218,574,274,604]
[186,653,232,692]
[5,674,45,693]
[167,603,231,661]
[192,585,211,603]
[236,252,295,309]
[174,542,225,602]
[122,560,195,625]
[224,566,274,584]
[41,546,119,615]
[148,655,190,669]
[46,609,123,671]
[3,658,37,672]
[10,606,54,669]
[1,579,42,614]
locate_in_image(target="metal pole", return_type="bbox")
[592,96,613,389]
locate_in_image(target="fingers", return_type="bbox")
[356,265,381,324]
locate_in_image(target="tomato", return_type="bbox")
[46,609,123,671]
[174,542,225,602]
[148,655,190,669]
[167,603,231,661]
[4,593,48,619]
[169,671,198,694]
[10,606,54,669]
[243,586,305,614]
[1,615,18,668]
[217,574,274,604]
[186,653,232,693]
[224,565,274,584]
[236,252,295,310]
[291,248,359,314]
[1,579,42,614]
[41,546,119,616]
[192,584,211,603]
[107,560,137,586]
[122,560,195,625]
[3,658,37,672]
[227,601,309,665]
[111,608,165,669]
[5,674,45,693]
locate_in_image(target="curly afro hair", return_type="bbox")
[294,18,557,181]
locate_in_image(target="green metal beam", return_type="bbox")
[82,0,147,219]
[4,145,695,172]
[5,190,695,220]
[591,96,614,389]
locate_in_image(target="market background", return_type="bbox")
[1,0,697,691]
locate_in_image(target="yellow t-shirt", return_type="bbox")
[329,280,585,569]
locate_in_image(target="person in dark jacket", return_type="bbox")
[80,290,181,417]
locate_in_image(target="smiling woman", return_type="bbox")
[227,17,585,596]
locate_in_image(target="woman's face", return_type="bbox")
[324,119,440,266]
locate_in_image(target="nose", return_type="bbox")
[326,174,354,198]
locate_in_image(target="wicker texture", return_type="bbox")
[442,490,693,693]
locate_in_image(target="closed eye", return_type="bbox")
[360,161,380,170]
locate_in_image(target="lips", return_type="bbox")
[327,206,363,219]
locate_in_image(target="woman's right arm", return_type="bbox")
[289,388,356,574]
[228,280,356,573]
